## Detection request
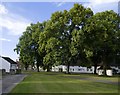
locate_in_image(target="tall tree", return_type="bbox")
[14,22,47,72]
[38,4,93,73]
[30,22,47,72]
[83,10,119,75]
[68,4,93,72]
[14,27,35,70]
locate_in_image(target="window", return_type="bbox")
[78,69,81,71]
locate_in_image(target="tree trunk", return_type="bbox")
[103,65,107,76]
[25,64,28,71]
[103,55,107,76]
[94,63,97,74]
[67,63,70,74]
[36,52,41,72]
[37,63,40,72]
[47,65,50,72]
[37,66,39,72]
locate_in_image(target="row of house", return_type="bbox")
[51,65,120,76]
[1,55,119,76]
[52,65,94,73]
[26,63,119,76]
[0,56,20,74]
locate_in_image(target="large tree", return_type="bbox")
[14,22,47,72]
[38,4,93,73]
[14,27,35,70]
[15,3,119,75]
[83,10,120,75]
[38,20,63,71]
[68,4,93,72]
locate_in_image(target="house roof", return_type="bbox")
[2,57,17,64]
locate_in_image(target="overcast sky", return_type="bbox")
[0,0,119,61]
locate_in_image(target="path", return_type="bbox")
[1,74,27,94]
[63,75,119,85]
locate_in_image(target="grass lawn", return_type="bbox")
[10,72,119,94]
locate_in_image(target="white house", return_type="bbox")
[52,65,94,73]
[97,66,120,76]
[51,65,120,76]
[0,56,18,73]
[69,66,94,73]
[0,56,10,72]
[52,65,67,72]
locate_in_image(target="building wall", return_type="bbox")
[52,65,94,73]
[52,65,120,74]
[0,57,10,72]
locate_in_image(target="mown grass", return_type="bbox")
[10,72,119,94]
[64,73,119,82]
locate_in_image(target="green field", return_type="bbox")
[10,72,119,94]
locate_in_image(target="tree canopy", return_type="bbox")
[14,3,119,74]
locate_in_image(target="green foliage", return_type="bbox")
[14,22,47,71]
[15,3,119,73]
[83,10,119,74]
